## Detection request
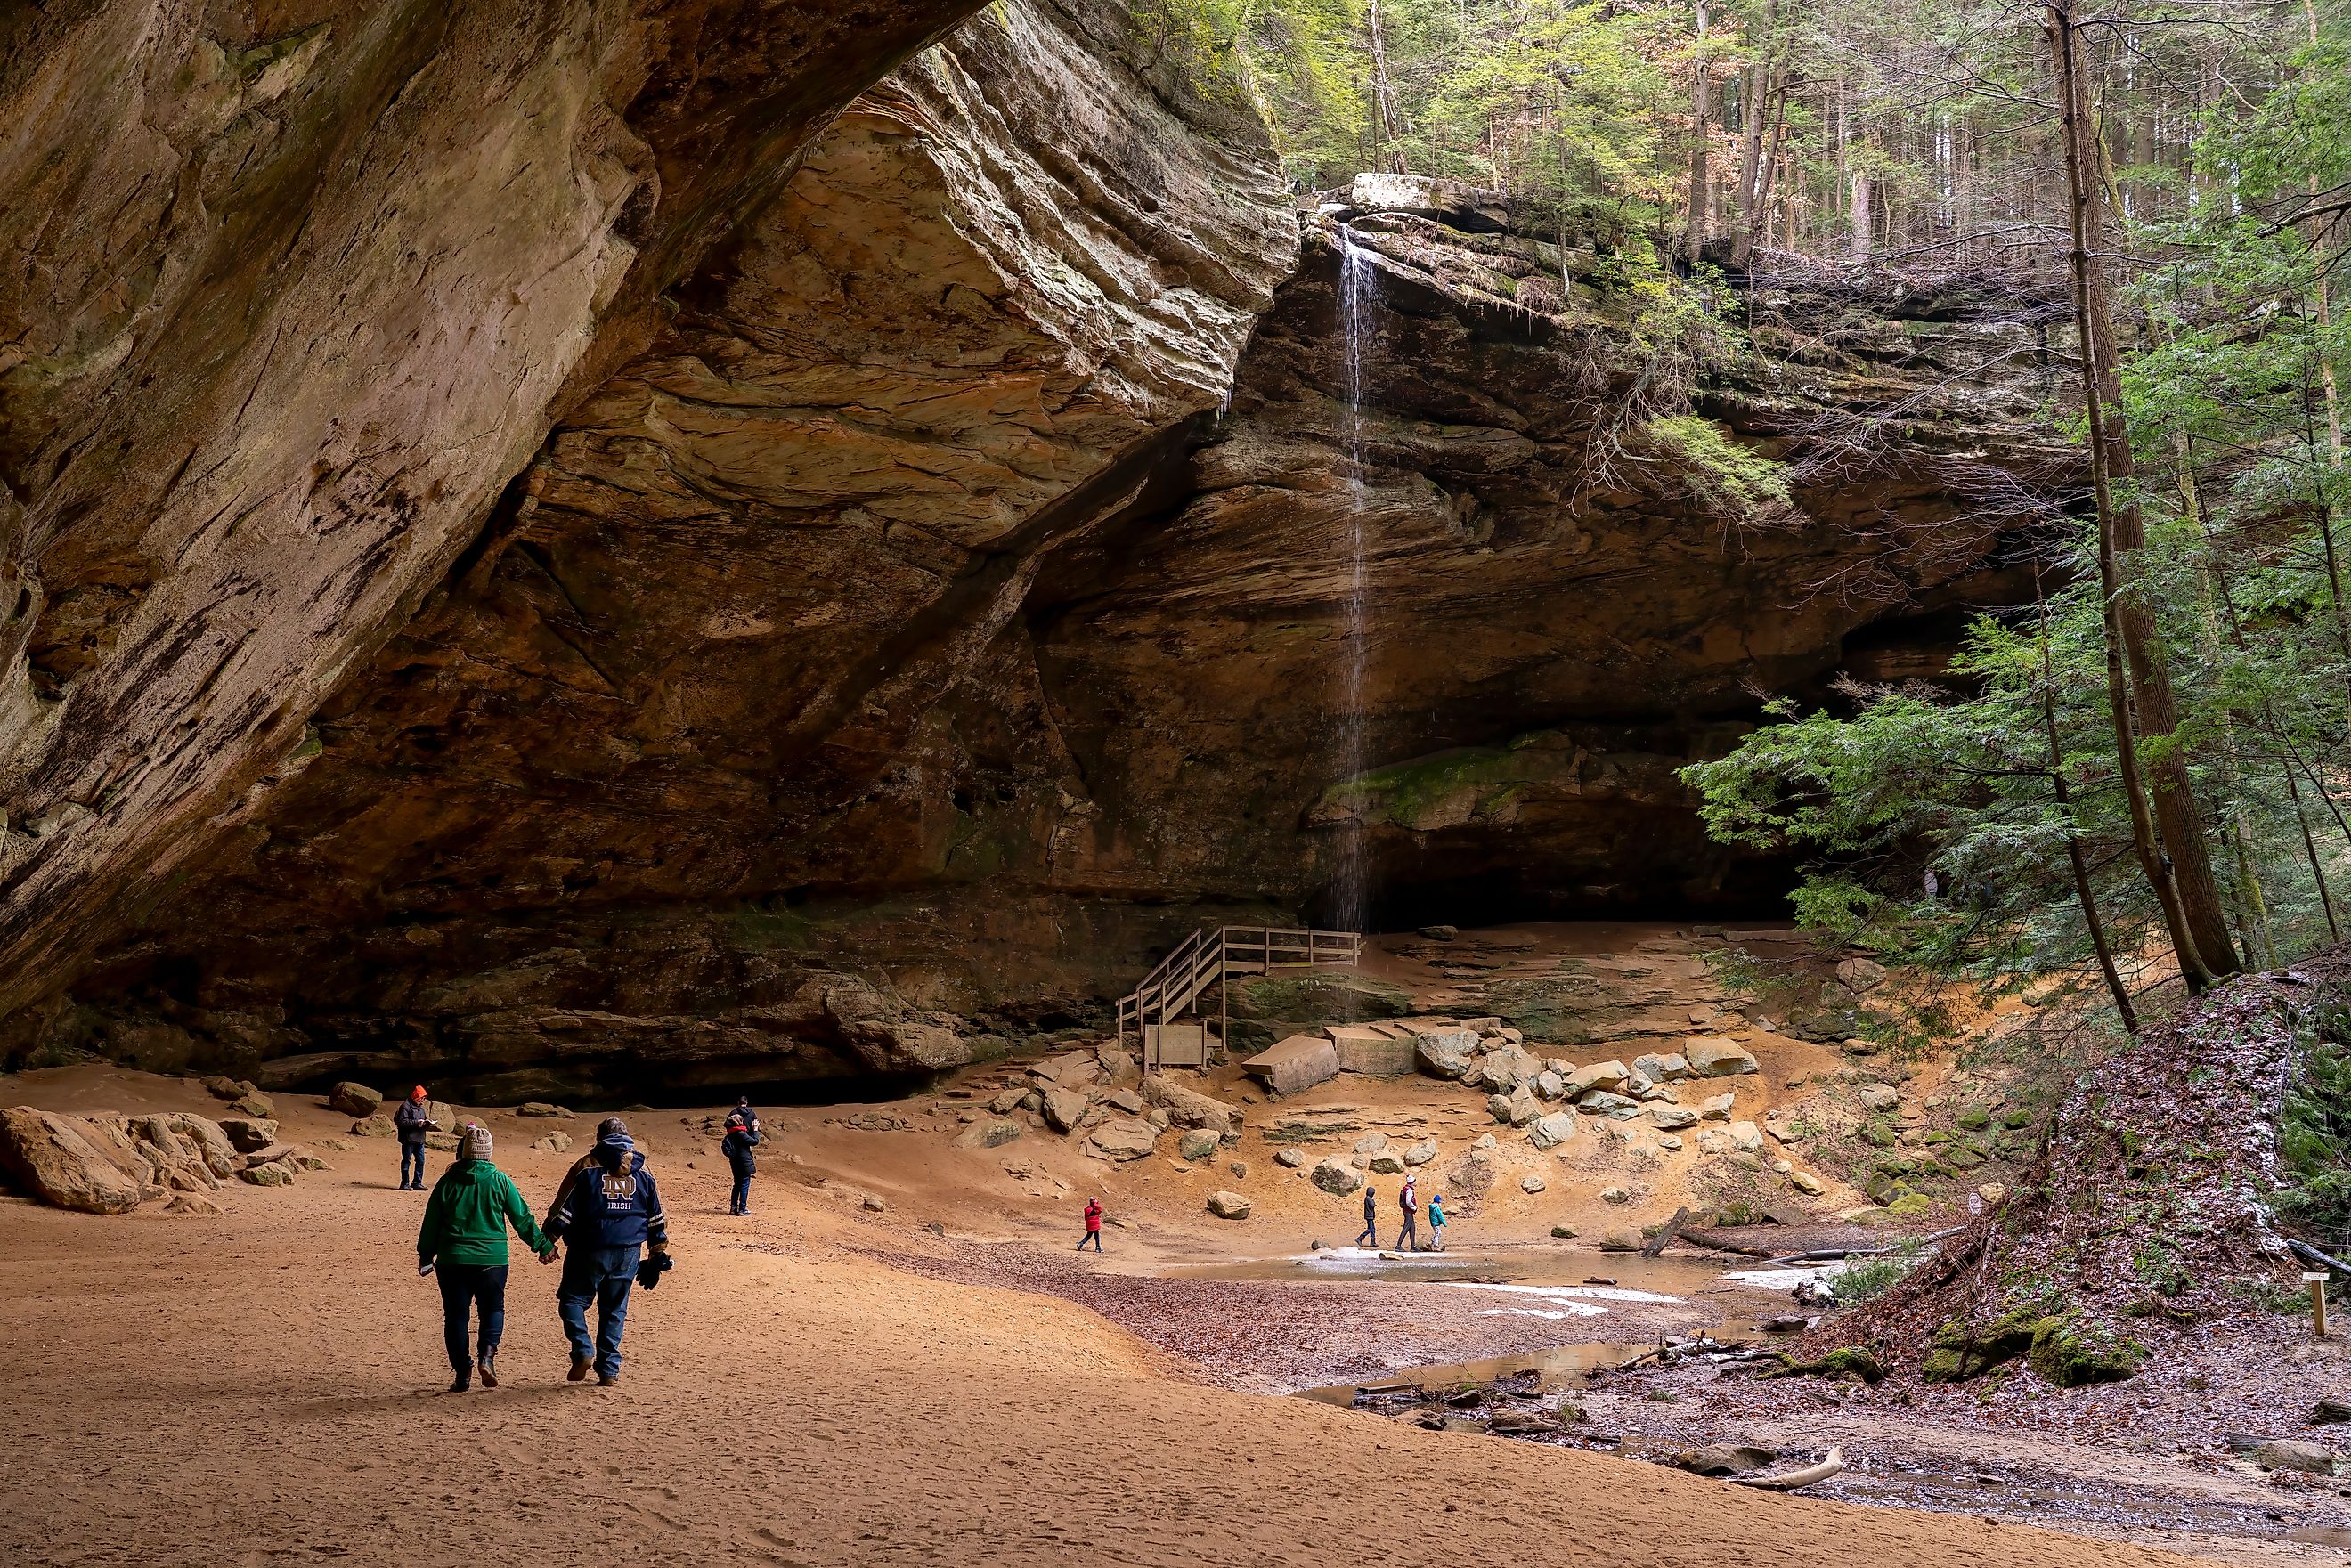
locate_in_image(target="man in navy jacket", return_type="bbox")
[720,1107,761,1216]
[544,1120,669,1385]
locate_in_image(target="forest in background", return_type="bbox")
[1166,0,2351,1041]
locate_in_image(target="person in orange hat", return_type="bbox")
[393,1085,437,1191]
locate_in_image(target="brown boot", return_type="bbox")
[567,1353,591,1383]
[477,1349,499,1388]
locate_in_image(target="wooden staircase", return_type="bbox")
[1116,926,1363,1071]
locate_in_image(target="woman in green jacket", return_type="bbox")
[418,1125,552,1392]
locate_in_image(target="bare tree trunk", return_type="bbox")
[2051,0,2238,987]
[1729,0,1779,266]
[1366,0,1407,175]
[1684,0,1712,263]
[1849,170,1872,264]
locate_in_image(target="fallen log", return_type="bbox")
[1754,1226,1967,1266]
[1732,1446,1846,1491]
[2290,1238,2351,1276]
[1641,1206,1693,1259]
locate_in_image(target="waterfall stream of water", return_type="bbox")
[1334,228,1376,932]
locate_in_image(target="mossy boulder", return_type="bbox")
[1956,1106,1992,1131]
[1920,1310,2040,1383]
[1226,969,1411,1024]
[2025,1312,2144,1387]
[1764,1346,1883,1384]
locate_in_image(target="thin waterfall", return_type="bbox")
[1333,227,1375,933]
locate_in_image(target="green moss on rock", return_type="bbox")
[2025,1312,2144,1387]
[1225,968,1411,1023]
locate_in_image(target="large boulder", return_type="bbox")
[1241,1036,1340,1096]
[0,1108,145,1214]
[1327,1026,1416,1076]
[1141,1075,1242,1135]
[1412,1029,1479,1079]
[1040,1088,1089,1134]
[954,1119,1023,1150]
[1177,1129,1221,1162]
[1526,1111,1577,1150]
[1401,1138,1439,1166]
[1631,1052,1690,1083]
[1564,1060,1630,1096]
[327,1082,383,1118]
[1835,957,1888,994]
[165,1114,239,1179]
[1206,1190,1252,1220]
[1086,1119,1159,1161]
[1686,1037,1759,1077]
[1310,1158,1363,1195]
[1577,1090,1641,1120]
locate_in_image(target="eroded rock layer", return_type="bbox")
[6,9,2080,1099]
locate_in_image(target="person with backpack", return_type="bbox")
[393,1085,436,1191]
[417,1124,552,1393]
[721,1105,761,1216]
[1354,1184,1379,1249]
[543,1118,669,1386]
[1428,1191,1448,1252]
[1077,1197,1103,1251]
[1396,1174,1420,1252]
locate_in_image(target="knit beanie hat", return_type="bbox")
[459,1124,492,1162]
[598,1116,629,1139]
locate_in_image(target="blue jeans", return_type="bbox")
[400,1144,426,1188]
[729,1172,752,1213]
[437,1263,508,1373]
[558,1246,639,1377]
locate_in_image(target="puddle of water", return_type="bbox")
[1297,1341,1649,1406]
[1161,1248,1769,1297]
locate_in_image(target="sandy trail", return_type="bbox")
[1,1133,2207,1568]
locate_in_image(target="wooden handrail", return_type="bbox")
[1117,924,1363,1064]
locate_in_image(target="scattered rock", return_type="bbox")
[1531,1070,1565,1101]
[1564,1060,1630,1095]
[1655,1135,1684,1151]
[327,1082,383,1117]
[1105,1088,1145,1116]
[1420,924,1460,940]
[1698,1093,1736,1121]
[516,1101,573,1119]
[1599,1185,1629,1204]
[1177,1128,1221,1162]
[1646,1104,1697,1132]
[1520,1174,1546,1194]
[1789,1170,1825,1195]
[1550,1224,1577,1239]
[161,1191,225,1216]
[1274,1147,1306,1168]
[1141,1076,1242,1136]
[1041,1088,1090,1134]
[1674,1445,1778,1477]
[1310,1158,1364,1196]
[2252,1439,2339,1475]
[1413,1030,1478,1080]
[1367,1151,1406,1174]
[228,1091,277,1119]
[1976,1182,2007,1206]
[1857,1084,1900,1113]
[1598,1230,1640,1252]
[533,1132,574,1153]
[1086,1119,1159,1162]
[860,1194,889,1213]
[1526,1111,1577,1150]
[1685,1038,1758,1077]
[1485,1093,1514,1124]
[1575,1090,1641,1120]
[1206,1190,1252,1220]
[988,1088,1027,1115]
[200,1076,246,1102]
[1228,1160,1249,1178]
[1631,1052,1690,1083]
[1728,1121,1766,1154]
[349,1114,395,1139]
[956,1117,1024,1150]
[238,1162,295,1187]
[0,1108,146,1214]
[2311,1399,2351,1425]
[1835,957,1888,994]
[218,1117,280,1152]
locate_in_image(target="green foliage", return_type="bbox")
[1834,1244,1924,1305]
[2277,1003,2351,1247]
[1639,414,1791,520]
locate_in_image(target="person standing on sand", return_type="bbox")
[1395,1174,1420,1252]
[721,1106,761,1216]
[1078,1197,1103,1251]
[417,1125,552,1393]
[1428,1192,1447,1252]
[1354,1184,1379,1249]
[544,1118,669,1386]
[394,1085,435,1191]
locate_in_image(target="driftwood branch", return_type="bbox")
[1732,1446,1847,1491]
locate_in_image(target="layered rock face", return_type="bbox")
[0,0,990,1015]
[7,10,2078,1099]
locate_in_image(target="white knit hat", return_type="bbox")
[459,1123,492,1162]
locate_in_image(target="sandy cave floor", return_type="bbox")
[0,1060,2331,1568]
